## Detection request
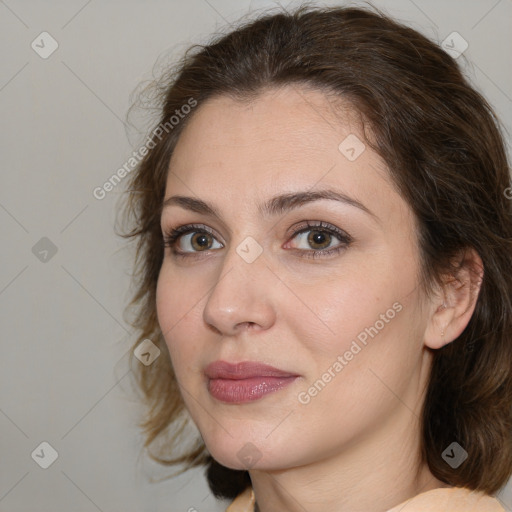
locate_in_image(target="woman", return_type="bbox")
[119,4,512,511]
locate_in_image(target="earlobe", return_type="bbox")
[424,249,484,350]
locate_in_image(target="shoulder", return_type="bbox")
[225,486,255,512]
[225,485,506,512]
[386,486,506,512]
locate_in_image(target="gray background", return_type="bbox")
[0,0,511,511]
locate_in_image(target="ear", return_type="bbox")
[424,248,484,350]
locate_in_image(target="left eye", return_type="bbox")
[289,228,344,251]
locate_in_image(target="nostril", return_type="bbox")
[233,321,256,331]
[206,323,223,335]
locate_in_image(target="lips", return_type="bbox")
[205,361,297,379]
[205,361,299,403]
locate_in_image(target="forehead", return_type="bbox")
[164,85,405,227]
[170,85,363,168]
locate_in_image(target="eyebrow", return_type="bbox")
[161,189,377,222]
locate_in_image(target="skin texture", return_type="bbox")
[156,85,482,512]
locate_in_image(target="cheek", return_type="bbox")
[318,277,423,395]
[156,263,207,328]
[155,268,206,372]
[286,251,424,410]
[291,290,422,439]
[289,254,411,357]
[156,270,178,337]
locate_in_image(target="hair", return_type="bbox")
[118,2,512,499]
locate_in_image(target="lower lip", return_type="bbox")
[208,376,297,403]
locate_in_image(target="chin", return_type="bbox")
[202,428,300,471]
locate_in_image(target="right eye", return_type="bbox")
[162,225,224,256]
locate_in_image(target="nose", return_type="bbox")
[202,245,276,336]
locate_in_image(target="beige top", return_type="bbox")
[225,486,506,512]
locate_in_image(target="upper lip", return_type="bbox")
[205,360,298,380]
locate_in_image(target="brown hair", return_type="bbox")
[118,3,512,499]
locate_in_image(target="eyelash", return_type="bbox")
[161,221,353,260]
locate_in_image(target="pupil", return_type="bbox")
[193,233,210,250]
[308,230,330,249]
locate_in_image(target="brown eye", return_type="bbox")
[307,230,332,250]
[190,232,214,251]
[162,226,223,255]
[285,222,352,258]
[291,228,342,251]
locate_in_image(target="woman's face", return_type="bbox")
[156,85,434,471]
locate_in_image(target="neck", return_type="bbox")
[248,404,448,512]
